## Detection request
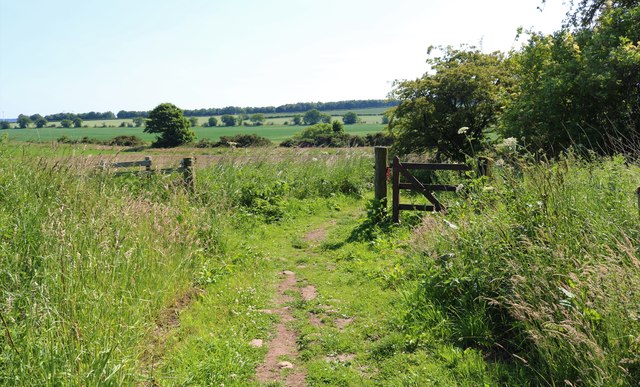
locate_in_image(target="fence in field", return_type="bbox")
[374,147,492,223]
[376,147,640,221]
[99,156,196,191]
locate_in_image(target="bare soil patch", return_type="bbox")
[335,317,354,331]
[301,285,317,302]
[255,270,306,386]
[302,221,336,244]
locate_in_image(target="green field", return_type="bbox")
[0,122,385,144]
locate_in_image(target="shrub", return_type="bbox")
[195,134,272,148]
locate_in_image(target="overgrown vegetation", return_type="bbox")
[56,134,146,147]
[280,122,393,148]
[399,154,640,384]
[0,144,372,384]
[388,1,639,159]
[195,133,272,148]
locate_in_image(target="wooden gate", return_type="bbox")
[391,156,472,222]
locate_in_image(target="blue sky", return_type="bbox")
[0,0,569,118]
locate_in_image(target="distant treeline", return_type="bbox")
[25,100,397,122]
[115,99,398,119]
[44,111,116,121]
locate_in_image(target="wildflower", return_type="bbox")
[496,137,517,153]
[458,126,469,135]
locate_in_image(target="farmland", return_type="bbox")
[0,109,387,144]
[0,122,384,144]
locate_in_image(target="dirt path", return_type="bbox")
[255,270,306,386]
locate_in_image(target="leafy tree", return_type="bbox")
[208,116,218,127]
[73,117,83,128]
[35,117,48,128]
[189,117,199,127]
[292,114,303,125]
[17,114,31,129]
[0,121,11,129]
[221,114,237,127]
[342,111,358,125]
[144,103,195,147]
[250,113,266,126]
[29,114,44,123]
[389,46,512,160]
[303,109,322,125]
[133,117,145,127]
[237,113,249,126]
[320,113,331,124]
[501,3,640,155]
[332,120,344,133]
[60,119,73,128]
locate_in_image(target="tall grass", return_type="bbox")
[0,144,372,384]
[404,154,640,384]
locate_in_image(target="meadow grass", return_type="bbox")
[400,154,640,385]
[0,142,373,385]
[2,138,639,385]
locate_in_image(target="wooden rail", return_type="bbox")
[100,156,152,171]
[99,156,196,191]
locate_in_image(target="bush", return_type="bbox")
[107,135,145,146]
[56,135,145,147]
[195,134,272,148]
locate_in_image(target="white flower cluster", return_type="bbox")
[496,137,517,153]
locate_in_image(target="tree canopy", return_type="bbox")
[144,103,195,147]
[342,111,358,125]
[17,115,32,129]
[303,109,322,125]
[221,115,237,127]
[389,47,512,160]
[501,2,640,155]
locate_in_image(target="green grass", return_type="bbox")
[0,142,375,385]
[0,123,385,144]
[2,139,638,385]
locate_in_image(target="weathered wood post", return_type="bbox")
[636,186,640,218]
[392,156,401,223]
[478,156,493,178]
[374,146,388,204]
[144,156,152,172]
[182,157,195,192]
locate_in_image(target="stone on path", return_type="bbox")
[277,361,294,369]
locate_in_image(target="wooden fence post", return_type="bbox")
[636,186,640,218]
[478,156,493,178]
[182,157,195,192]
[374,147,388,204]
[392,156,400,223]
